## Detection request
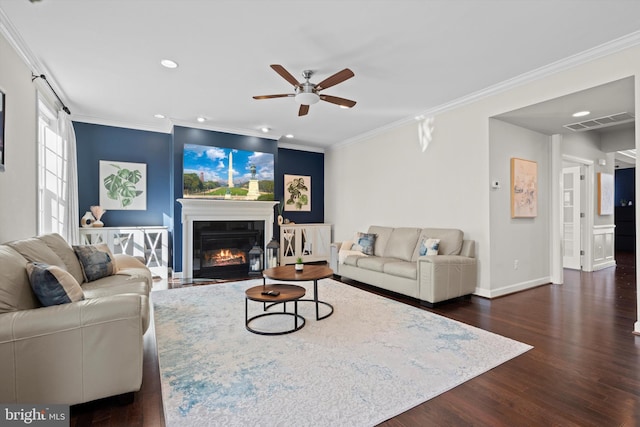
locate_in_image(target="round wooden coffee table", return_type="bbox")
[262,264,334,321]
[245,283,306,335]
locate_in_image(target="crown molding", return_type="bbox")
[72,114,173,134]
[0,7,70,105]
[332,30,640,151]
[170,119,279,140]
[277,141,325,153]
[0,8,39,72]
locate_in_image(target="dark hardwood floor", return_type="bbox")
[71,254,640,426]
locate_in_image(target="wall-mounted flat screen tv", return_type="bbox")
[183,144,274,200]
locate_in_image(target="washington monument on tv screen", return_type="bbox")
[227,152,234,188]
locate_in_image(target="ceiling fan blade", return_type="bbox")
[271,64,301,88]
[320,94,357,108]
[253,94,294,100]
[298,104,309,116]
[315,68,355,91]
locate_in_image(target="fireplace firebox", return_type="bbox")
[193,220,264,278]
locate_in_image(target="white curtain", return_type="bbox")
[58,112,79,245]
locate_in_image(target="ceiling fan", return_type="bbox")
[253,64,356,116]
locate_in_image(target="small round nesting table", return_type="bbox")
[262,264,334,321]
[245,284,306,335]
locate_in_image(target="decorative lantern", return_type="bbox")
[266,238,280,269]
[248,243,263,275]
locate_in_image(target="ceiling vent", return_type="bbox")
[563,112,635,132]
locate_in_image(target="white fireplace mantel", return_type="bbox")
[178,198,278,277]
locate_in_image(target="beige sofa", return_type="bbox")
[0,233,152,405]
[330,226,477,306]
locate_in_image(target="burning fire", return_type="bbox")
[203,248,246,267]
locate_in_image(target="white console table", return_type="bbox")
[280,224,332,265]
[79,226,169,278]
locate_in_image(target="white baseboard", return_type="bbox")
[592,260,616,271]
[474,276,551,299]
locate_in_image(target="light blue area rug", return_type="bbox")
[153,278,532,427]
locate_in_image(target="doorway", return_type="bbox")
[562,163,583,269]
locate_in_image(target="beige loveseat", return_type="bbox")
[330,226,477,306]
[0,233,152,405]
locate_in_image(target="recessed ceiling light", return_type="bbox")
[160,59,178,69]
[261,127,270,133]
[196,116,206,123]
[285,134,294,139]
[572,110,590,117]
[154,113,166,119]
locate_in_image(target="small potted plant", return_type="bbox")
[295,257,304,271]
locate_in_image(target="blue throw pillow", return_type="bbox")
[356,233,377,256]
[419,238,440,256]
[26,261,85,306]
[73,244,115,282]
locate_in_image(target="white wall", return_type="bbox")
[600,126,635,152]
[488,119,551,296]
[560,131,615,227]
[0,32,37,242]
[326,42,640,305]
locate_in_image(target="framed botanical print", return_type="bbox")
[284,174,311,212]
[99,160,147,210]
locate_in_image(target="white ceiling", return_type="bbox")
[1,0,640,151]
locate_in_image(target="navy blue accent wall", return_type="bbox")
[172,126,279,272]
[74,122,173,227]
[276,148,324,225]
[74,122,323,274]
[615,167,635,206]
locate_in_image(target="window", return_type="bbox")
[37,97,69,235]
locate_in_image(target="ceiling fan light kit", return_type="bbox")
[253,64,356,116]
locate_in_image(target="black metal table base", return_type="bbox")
[245,299,305,335]
[263,278,334,321]
[266,299,334,321]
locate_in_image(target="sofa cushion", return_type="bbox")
[73,244,115,282]
[356,256,401,273]
[337,240,355,264]
[419,238,441,256]
[26,261,85,306]
[82,278,149,299]
[354,232,377,255]
[384,227,421,261]
[343,254,366,267]
[383,261,417,280]
[367,226,393,257]
[7,237,67,272]
[412,228,463,261]
[37,233,85,285]
[0,245,41,313]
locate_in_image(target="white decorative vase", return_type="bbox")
[81,211,95,228]
[277,215,283,226]
[295,263,303,271]
[92,220,104,228]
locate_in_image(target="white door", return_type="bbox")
[562,166,582,269]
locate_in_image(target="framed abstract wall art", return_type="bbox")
[284,174,311,211]
[511,157,537,218]
[99,160,147,210]
[597,172,614,215]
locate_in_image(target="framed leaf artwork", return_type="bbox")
[284,174,311,212]
[99,160,147,210]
